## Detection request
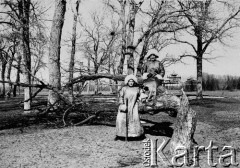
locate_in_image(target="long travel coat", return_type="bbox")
[116,86,144,137]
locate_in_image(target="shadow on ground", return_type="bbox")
[143,121,173,137]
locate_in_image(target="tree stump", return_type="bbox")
[139,87,197,158]
[169,91,197,155]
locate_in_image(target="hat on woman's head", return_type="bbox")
[124,74,138,85]
[145,49,159,59]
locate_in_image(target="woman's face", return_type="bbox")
[128,79,134,87]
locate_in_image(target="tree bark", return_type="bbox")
[6,52,14,98]
[108,52,113,93]
[19,0,32,113]
[117,0,127,74]
[13,55,21,97]
[139,93,181,114]
[48,0,66,107]
[170,91,197,156]
[87,57,91,94]
[196,56,203,99]
[94,68,99,95]
[0,52,7,97]
[112,62,118,93]
[68,73,181,87]
[68,0,80,103]
[196,21,203,99]
[94,79,99,95]
[68,73,126,86]
[136,35,150,76]
[126,1,137,75]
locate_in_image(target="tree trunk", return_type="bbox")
[112,62,118,93]
[0,52,7,97]
[117,0,127,74]
[94,79,99,95]
[48,0,66,107]
[126,1,137,75]
[0,70,6,97]
[170,91,197,156]
[0,67,6,97]
[68,0,80,103]
[20,0,32,114]
[195,2,205,99]
[108,54,113,93]
[136,36,150,76]
[6,53,14,98]
[68,73,126,86]
[31,50,42,84]
[13,55,21,97]
[196,23,203,99]
[139,93,181,113]
[87,56,91,94]
[196,56,203,99]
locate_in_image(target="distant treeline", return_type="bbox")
[185,73,240,91]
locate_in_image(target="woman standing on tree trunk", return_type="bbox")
[115,74,144,140]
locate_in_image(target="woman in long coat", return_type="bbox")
[115,74,144,140]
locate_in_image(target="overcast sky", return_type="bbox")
[40,0,240,81]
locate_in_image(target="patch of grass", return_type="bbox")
[186,90,240,97]
[190,98,240,129]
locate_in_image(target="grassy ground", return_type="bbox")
[0,93,240,168]
[203,90,240,97]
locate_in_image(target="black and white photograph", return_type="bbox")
[0,0,240,167]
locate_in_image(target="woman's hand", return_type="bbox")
[119,104,127,113]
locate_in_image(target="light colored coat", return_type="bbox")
[116,86,144,137]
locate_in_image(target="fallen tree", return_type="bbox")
[0,74,197,149]
[66,73,177,86]
[0,74,197,159]
[68,73,126,86]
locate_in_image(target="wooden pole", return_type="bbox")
[125,99,128,141]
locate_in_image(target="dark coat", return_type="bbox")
[142,60,165,77]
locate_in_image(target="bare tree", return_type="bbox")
[106,0,188,76]
[0,0,49,112]
[31,25,48,82]
[176,0,240,99]
[134,0,188,75]
[80,14,117,94]
[0,0,49,102]
[48,0,67,107]
[0,30,20,98]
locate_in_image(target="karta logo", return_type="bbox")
[143,138,239,167]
